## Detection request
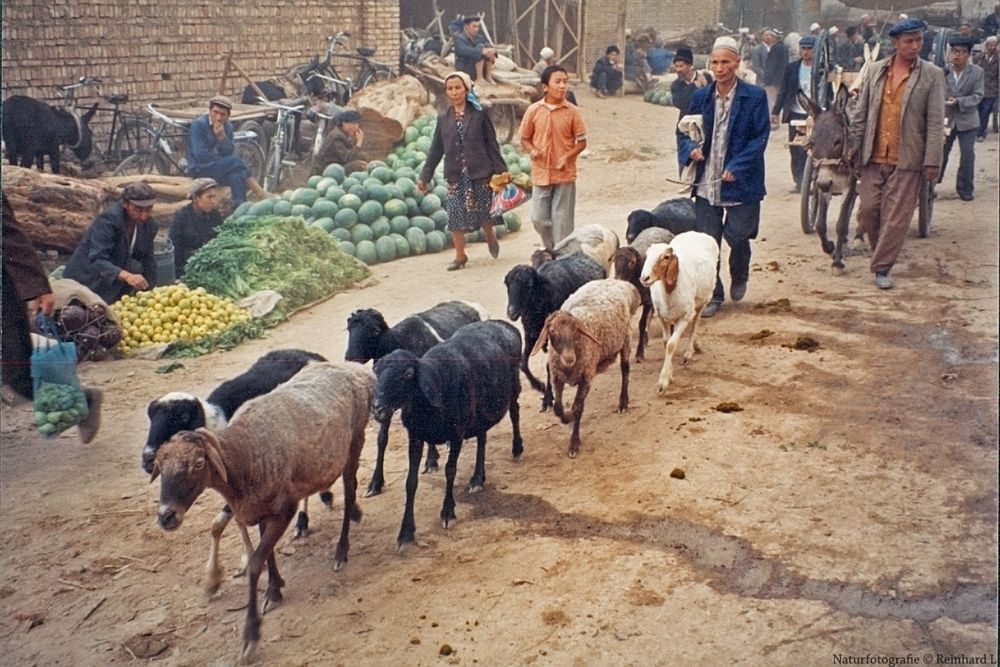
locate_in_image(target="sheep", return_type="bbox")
[143,349,326,593]
[529,223,620,274]
[3,95,98,173]
[504,252,606,410]
[371,320,523,547]
[611,228,678,361]
[151,361,374,666]
[344,300,489,497]
[625,197,698,244]
[531,279,640,457]
[639,232,720,395]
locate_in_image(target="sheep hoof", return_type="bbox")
[656,384,667,395]
[238,640,258,665]
[205,577,222,597]
[261,593,283,615]
[422,462,439,474]
[831,262,845,275]
[334,558,346,572]
[441,515,456,529]
[568,448,578,459]
[232,566,247,580]
[292,526,309,539]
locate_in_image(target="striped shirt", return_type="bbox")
[697,84,737,206]
[519,100,587,186]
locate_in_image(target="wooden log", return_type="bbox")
[349,75,433,158]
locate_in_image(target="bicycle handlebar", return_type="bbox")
[60,76,104,91]
[255,98,306,113]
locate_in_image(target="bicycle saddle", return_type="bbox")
[106,94,129,105]
[357,47,376,57]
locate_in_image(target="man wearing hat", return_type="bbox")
[454,16,497,84]
[939,35,984,200]
[315,109,367,175]
[771,35,822,193]
[975,35,998,139]
[671,47,712,172]
[846,18,945,289]
[186,95,268,206]
[534,47,557,75]
[679,36,770,318]
[760,29,790,116]
[169,178,223,277]
[63,181,159,304]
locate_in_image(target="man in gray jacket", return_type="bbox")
[846,18,945,290]
[939,36,984,201]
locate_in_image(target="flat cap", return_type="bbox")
[188,177,220,199]
[335,109,362,125]
[208,95,233,111]
[673,47,694,64]
[948,35,977,49]
[887,18,927,37]
[799,36,816,48]
[121,181,157,207]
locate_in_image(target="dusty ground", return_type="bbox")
[2,92,997,667]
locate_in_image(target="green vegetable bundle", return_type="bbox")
[182,215,369,311]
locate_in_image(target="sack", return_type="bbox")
[489,182,531,217]
[31,314,89,437]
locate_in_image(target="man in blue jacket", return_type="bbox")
[454,16,498,84]
[679,36,770,318]
[186,95,267,205]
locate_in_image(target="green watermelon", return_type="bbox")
[519,156,532,172]
[357,200,383,225]
[337,240,356,256]
[493,223,508,238]
[367,183,391,203]
[272,199,293,216]
[395,166,417,181]
[410,215,435,234]
[363,177,384,192]
[355,240,378,265]
[348,184,366,198]
[247,198,276,217]
[430,209,449,230]
[291,204,313,219]
[425,230,446,253]
[322,163,346,181]
[370,217,391,239]
[331,227,352,242]
[404,197,420,217]
[349,170,368,182]
[334,207,358,228]
[367,160,389,172]
[338,193,363,211]
[370,166,395,183]
[341,176,361,190]
[503,211,522,232]
[313,217,336,232]
[389,233,409,257]
[395,177,416,197]
[350,223,375,244]
[307,175,323,188]
[383,198,408,219]
[404,227,427,255]
[415,136,432,153]
[281,189,295,202]
[291,188,321,207]
[312,198,338,219]
[232,201,253,217]
[432,185,449,202]
[386,183,404,201]
[389,215,411,235]
[404,126,419,143]
[325,185,346,202]
[374,236,397,262]
[314,177,338,194]
[420,194,442,215]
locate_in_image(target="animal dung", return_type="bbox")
[439,644,454,656]
[749,329,774,341]
[669,467,686,479]
[788,336,820,352]
[766,260,781,271]
[714,402,743,413]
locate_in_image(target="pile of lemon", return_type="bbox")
[113,284,251,355]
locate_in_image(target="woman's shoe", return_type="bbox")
[487,238,500,258]
[447,257,468,271]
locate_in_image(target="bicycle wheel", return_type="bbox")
[918,180,935,238]
[112,150,162,177]
[112,118,157,163]
[359,66,393,88]
[236,138,266,184]
[800,159,818,234]
[262,145,283,192]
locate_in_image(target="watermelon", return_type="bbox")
[363,176,384,191]
[291,204,313,219]
[415,136,432,153]
[370,166,395,183]
[313,217,336,232]
[405,227,427,255]
[494,223,508,238]
[322,163,346,181]
[247,198,275,217]
[355,240,378,265]
[395,177,416,197]
[386,183,405,201]
[232,201,253,218]
[386,153,400,168]
[425,230,446,253]
[331,227,352,242]
[314,176,338,194]
[374,236,397,262]
[349,170,368,182]
[395,166,417,181]
[404,126,419,143]
[341,176,361,191]
[389,233,410,257]
[420,194,442,215]
[370,217,391,239]
[272,199,293,216]
[430,209,449,230]
[503,211,522,232]
[312,198,338,219]
[281,189,295,202]
[389,215,411,235]
[432,185,449,202]
[337,240,356,256]
[291,188,321,207]
[307,175,323,188]
[519,156,532,172]
[350,224,375,244]
[348,184,366,198]
[367,160,389,172]
[367,183,391,203]
[325,185,346,202]
[334,207,359,228]
[338,193,363,211]
[409,216,435,234]
[383,198,408,219]
[404,197,420,217]
[357,200,383,225]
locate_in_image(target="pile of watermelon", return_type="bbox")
[644,85,673,106]
[233,115,526,266]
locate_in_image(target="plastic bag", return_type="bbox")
[31,314,88,437]
[489,182,532,217]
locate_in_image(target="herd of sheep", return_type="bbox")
[143,198,711,664]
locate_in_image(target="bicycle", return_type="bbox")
[114,104,265,182]
[287,31,393,105]
[255,98,306,192]
[58,76,157,168]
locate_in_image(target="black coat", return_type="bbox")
[773,60,808,121]
[169,203,223,276]
[419,105,506,185]
[762,41,789,87]
[63,201,157,304]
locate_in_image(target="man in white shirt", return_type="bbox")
[771,35,818,193]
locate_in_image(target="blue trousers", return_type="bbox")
[191,156,250,204]
[694,197,760,303]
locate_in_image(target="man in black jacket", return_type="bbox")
[670,47,712,173]
[771,35,817,193]
[761,28,789,116]
[169,178,224,277]
[590,45,624,98]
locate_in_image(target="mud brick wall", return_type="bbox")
[2,0,399,134]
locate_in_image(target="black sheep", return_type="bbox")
[504,253,605,409]
[345,300,489,497]
[2,95,97,173]
[241,80,287,105]
[372,321,523,547]
[625,197,698,243]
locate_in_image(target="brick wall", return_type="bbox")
[2,0,399,133]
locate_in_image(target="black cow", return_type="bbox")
[3,96,97,173]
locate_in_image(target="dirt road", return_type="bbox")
[2,93,997,666]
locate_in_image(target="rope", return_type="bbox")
[662,176,724,187]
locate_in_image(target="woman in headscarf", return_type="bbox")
[418,71,507,270]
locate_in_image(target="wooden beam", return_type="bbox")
[517,0,543,24]
[549,0,579,41]
[218,54,233,95]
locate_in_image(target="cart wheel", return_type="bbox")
[111,118,157,163]
[235,139,266,184]
[811,30,835,110]
[918,179,935,238]
[800,159,818,234]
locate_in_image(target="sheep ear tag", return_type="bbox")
[664,255,680,294]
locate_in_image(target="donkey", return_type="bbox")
[799,86,860,273]
[2,95,97,174]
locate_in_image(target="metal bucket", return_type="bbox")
[153,238,175,286]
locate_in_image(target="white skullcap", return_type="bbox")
[540,47,554,59]
[987,35,999,43]
[712,36,740,56]
[899,13,908,20]
[829,26,839,35]
[810,22,821,31]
